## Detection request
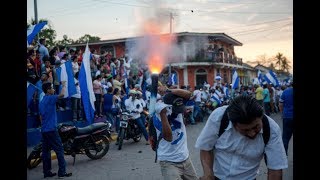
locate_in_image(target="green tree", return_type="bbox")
[75,34,101,43]
[27,18,57,49]
[55,35,74,47]
[275,52,284,71]
[273,52,292,73]
[280,56,292,73]
[247,54,271,66]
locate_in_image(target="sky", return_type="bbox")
[27,0,293,72]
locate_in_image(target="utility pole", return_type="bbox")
[168,12,173,82]
[34,0,38,24]
[34,0,39,42]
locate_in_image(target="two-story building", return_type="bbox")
[69,32,255,88]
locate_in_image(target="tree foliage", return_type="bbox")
[273,52,291,73]
[74,34,101,43]
[55,35,74,47]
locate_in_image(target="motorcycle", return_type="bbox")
[117,111,142,150]
[27,122,112,170]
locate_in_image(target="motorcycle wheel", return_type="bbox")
[85,135,109,160]
[118,128,125,150]
[133,132,142,142]
[27,150,42,169]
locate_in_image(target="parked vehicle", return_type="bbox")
[27,122,112,169]
[117,111,142,150]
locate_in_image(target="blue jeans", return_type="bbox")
[42,131,67,177]
[135,117,148,141]
[193,102,201,120]
[105,112,115,126]
[282,117,293,155]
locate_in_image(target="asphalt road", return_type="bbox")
[27,112,293,180]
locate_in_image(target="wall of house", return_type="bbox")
[114,43,125,58]
[186,66,215,89]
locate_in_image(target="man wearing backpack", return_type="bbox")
[195,95,287,180]
[150,85,198,180]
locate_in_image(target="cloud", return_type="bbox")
[246,13,258,22]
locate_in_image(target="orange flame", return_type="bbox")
[149,54,162,74]
[142,20,175,74]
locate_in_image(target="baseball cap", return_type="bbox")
[163,93,185,114]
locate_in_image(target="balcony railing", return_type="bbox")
[186,51,243,65]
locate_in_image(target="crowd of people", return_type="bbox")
[27,39,293,179]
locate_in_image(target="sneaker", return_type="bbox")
[145,142,150,145]
[58,172,72,178]
[44,172,56,178]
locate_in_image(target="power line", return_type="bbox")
[91,0,292,15]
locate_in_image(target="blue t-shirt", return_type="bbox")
[39,95,58,132]
[280,87,293,119]
[103,93,113,112]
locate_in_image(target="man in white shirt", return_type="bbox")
[124,90,149,144]
[195,95,287,180]
[153,88,198,180]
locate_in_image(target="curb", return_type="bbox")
[51,133,118,160]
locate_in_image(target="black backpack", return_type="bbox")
[218,108,270,164]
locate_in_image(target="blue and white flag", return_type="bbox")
[264,70,280,87]
[168,73,177,85]
[79,43,96,124]
[27,82,37,108]
[211,94,221,106]
[215,75,222,81]
[27,21,47,46]
[231,68,239,89]
[253,78,260,85]
[60,61,77,98]
[257,70,263,84]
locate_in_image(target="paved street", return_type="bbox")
[27,112,293,180]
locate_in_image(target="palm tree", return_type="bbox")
[281,57,292,72]
[275,52,284,71]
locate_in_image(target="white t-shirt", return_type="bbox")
[71,78,81,98]
[125,98,143,119]
[195,106,288,180]
[193,90,202,102]
[154,102,189,162]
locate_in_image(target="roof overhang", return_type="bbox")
[68,32,242,47]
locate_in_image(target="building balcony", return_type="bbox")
[186,51,243,66]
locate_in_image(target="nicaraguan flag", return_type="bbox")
[257,70,263,84]
[27,82,37,108]
[168,73,177,85]
[79,43,96,124]
[60,61,77,98]
[27,21,47,46]
[211,94,221,106]
[215,75,222,81]
[253,78,260,85]
[264,70,280,87]
[231,68,239,89]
